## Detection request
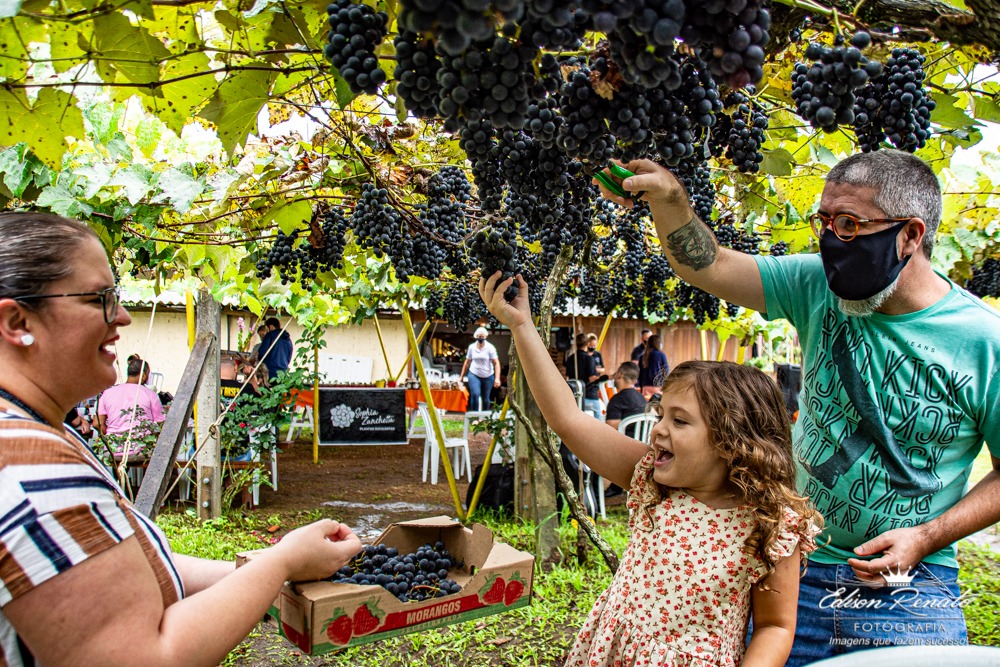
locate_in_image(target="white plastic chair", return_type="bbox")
[285,405,313,443]
[147,372,164,392]
[618,413,659,444]
[597,379,616,406]
[566,380,605,519]
[417,403,471,484]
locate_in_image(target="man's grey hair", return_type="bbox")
[827,149,941,258]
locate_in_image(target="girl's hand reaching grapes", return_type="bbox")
[479,272,531,330]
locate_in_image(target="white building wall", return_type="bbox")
[116,309,413,394]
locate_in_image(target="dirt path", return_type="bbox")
[254,431,494,538]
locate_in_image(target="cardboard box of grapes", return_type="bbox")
[239,516,534,654]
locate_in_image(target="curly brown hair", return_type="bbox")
[660,361,823,589]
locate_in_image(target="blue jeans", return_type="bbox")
[773,561,968,666]
[466,373,493,411]
[582,398,602,419]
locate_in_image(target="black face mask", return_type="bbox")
[820,220,911,301]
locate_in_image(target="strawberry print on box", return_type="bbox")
[565,451,815,667]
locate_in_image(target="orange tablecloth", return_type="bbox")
[405,388,468,412]
[291,387,470,412]
[291,387,314,409]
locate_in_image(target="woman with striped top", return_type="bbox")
[0,212,361,667]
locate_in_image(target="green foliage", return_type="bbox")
[0,0,995,338]
[217,368,308,457]
[156,509,273,560]
[957,541,1000,645]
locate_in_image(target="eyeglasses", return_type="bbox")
[809,212,911,242]
[14,286,120,324]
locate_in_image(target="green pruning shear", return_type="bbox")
[593,163,645,200]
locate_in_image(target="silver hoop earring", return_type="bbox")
[21,334,34,346]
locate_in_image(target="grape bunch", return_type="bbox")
[394,31,442,118]
[331,542,464,603]
[324,0,389,95]
[769,240,788,256]
[676,160,715,222]
[315,208,350,273]
[675,281,721,324]
[791,32,882,133]
[966,258,1000,299]
[442,279,489,331]
[556,66,615,164]
[643,253,676,319]
[398,0,526,56]
[853,47,935,153]
[435,35,538,130]
[470,217,520,300]
[521,0,583,49]
[256,230,305,284]
[681,0,771,90]
[428,165,472,202]
[713,220,739,248]
[723,88,768,173]
[459,119,504,212]
[644,58,719,167]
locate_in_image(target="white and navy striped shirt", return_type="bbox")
[0,402,183,666]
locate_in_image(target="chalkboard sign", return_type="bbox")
[318,387,408,445]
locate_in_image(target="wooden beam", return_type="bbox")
[134,333,213,519]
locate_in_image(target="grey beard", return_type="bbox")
[837,274,901,317]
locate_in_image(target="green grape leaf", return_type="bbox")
[47,21,89,74]
[110,166,155,205]
[759,148,794,177]
[0,88,83,168]
[198,69,277,155]
[930,93,979,130]
[36,184,94,218]
[153,167,205,213]
[92,13,170,84]
[263,198,312,235]
[139,52,216,135]
[972,97,1000,125]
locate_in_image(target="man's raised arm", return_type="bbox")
[601,160,767,313]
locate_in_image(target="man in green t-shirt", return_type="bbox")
[596,149,1000,665]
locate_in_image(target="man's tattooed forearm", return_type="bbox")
[666,217,718,270]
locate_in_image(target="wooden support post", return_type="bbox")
[716,338,727,362]
[195,289,221,520]
[700,329,709,361]
[400,306,465,521]
[134,334,213,519]
[313,343,320,464]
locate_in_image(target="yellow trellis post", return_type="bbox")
[371,313,394,382]
[400,306,466,521]
[595,312,614,351]
[393,320,433,383]
[700,329,709,361]
[465,369,517,518]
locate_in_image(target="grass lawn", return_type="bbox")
[159,500,1000,666]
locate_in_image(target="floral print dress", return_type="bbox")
[565,451,817,667]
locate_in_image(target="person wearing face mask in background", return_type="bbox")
[594,149,1000,665]
[460,326,501,411]
[585,333,605,375]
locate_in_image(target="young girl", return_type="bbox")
[479,272,821,667]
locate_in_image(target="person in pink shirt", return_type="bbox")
[97,355,164,439]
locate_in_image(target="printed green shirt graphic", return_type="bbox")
[754,253,1000,568]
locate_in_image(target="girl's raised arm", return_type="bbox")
[742,546,801,667]
[480,272,649,488]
